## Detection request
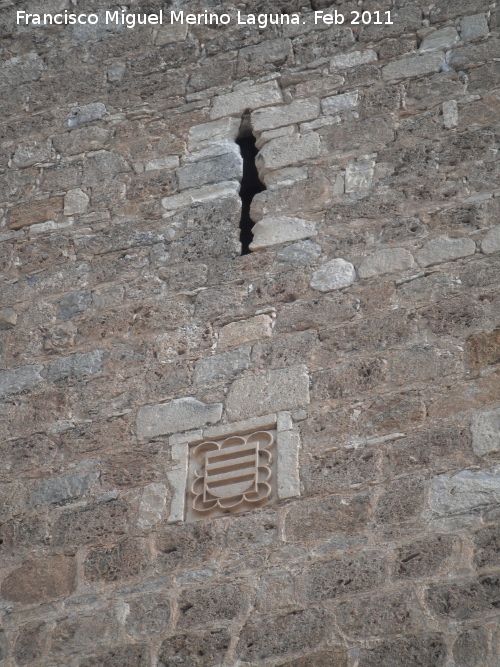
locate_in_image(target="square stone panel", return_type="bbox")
[185,430,277,522]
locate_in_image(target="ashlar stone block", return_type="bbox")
[471,408,500,455]
[137,398,223,442]
[210,80,283,120]
[419,27,460,53]
[310,258,356,292]
[251,98,320,133]
[64,188,89,216]
[218,315,273,348]
[256,132,320,175]
[330,49,377,71]
[481,226,500,254]
[417,235,476,267]
[249,216,318,250]
[358,248,414,278]
[430,467,500,516]
[177,144,242,191]
[321,91,359,115]
[226,365,310,420]
[383,53,445,80]
[460,14,490,42]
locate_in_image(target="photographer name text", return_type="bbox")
[17,10,394,29]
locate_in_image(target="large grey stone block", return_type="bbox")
[193,347,251,386]
[249,216,318,250]
[177,144,243,191]
[0,365,43,396]
[358,248,414,278]
[460,14,489,42]
[67,102,106,127]
[419,27,460,53]
[321,91,359,115]
[481,227,500,254]
[256,133,320,174]
[310,258,356,292]
[210,81,283,120]
[30,471,100,506]
[137,398,223,442]
[226,365,310,420]
[161,181,240,213]
[417,236,476,267]
[430,468,500,516]
[330,49,377,70]
[251,98,320,133]
[383,53,445,80]
[471,408,500,456]
[12,139,52,168]
[188,118,241,151]
[45,350,103,381]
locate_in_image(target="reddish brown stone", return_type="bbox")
[1,554,76,603]
[7,197,64,229]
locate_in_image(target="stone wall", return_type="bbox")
[1,0,500,665]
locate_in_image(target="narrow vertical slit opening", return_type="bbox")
[236,115,266,255]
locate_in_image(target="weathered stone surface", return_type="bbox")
[419,27,460,53]
[358,635,446,667]
[177,583,250,627]
[330,49,377,70]
[474,524,500,569]
[250,216,318,250]
[460,14,490,41]
[277,240,323,266]
[67,102,106,127]
[453,627,489,667]
[345,160,375,193]
[321,91,359,115]
[13,621,46,665]
[13,138,52,167]
[30,470,99,506]
[256,132,321,174]
[210,80,283,120]
[218,315,273,348]
[137,483,167,530]
[64,188,89,216]
[417,236,476,267]
[277,651,347,667]
[310,258,356,292]
[226,365,310,420]
[358,248,414,278]
[430,468,500,516]
[252,98,320,133]
[84,538,150,583]
[481,226,500,254]
[177,144,242,190]
[161,181,239,212]
[395,535,458,579]
[7,197,64,229]
[44,349,103,381]
[443,99,459,128]
[0,364,43,396]
[471,408,500,455]
[79,644,151,667]
[188,117,241,151]
[125,593,170,639]
[236,609,330,662]
[1,555,76,603]
[0,307,17,329]
[158,628,230,667]
[137,398,223,442]
[52,126,112,155]
[382,53,445,80]
[193,347,251,386]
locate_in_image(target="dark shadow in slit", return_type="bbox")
[236,114,266,255]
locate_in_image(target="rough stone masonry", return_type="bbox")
[0,0,500,665]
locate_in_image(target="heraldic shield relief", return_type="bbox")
[188,431,276,519]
